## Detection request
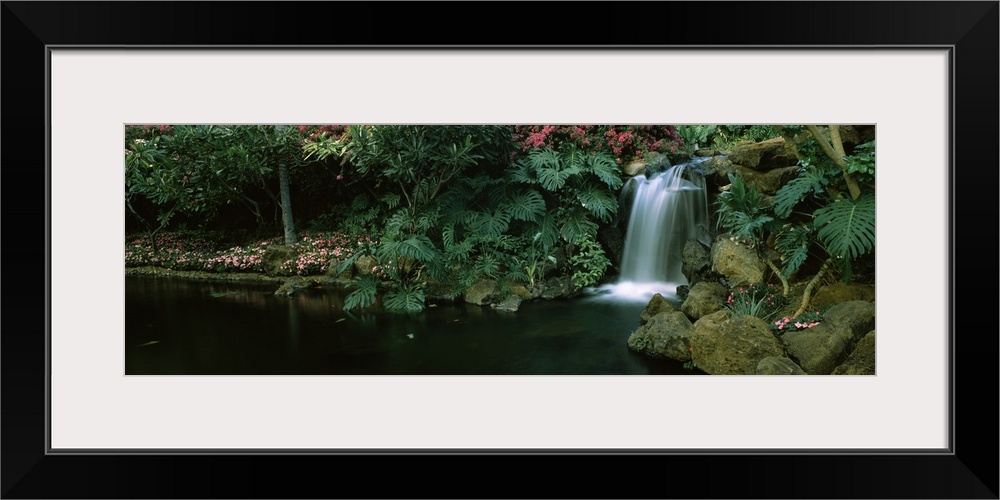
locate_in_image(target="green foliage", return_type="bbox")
[383,284,426,313]
[715,173,773,243]
[712,125,780,148]
[559,207,600,245]
[772,310,824,334]
[774,223,813,278]
[507,190,546,222]
[676,125,717,151]
[772,165,828,218]
[569,236,611,288]
[724,282,787,322]
[844,140,876,184]
[813,193,876,260]
[343,274,379,311]
[511,145,620,246]
[576,184,618,223]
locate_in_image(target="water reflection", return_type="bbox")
[125,276,696,375]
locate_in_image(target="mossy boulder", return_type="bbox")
[689,314,785,375]
[756,356,807,375]
[640,293,678,325]
[680,281,727,320]
[811,283,876,309]
[627,310,693,361]
[710,236,765,286]
[832,330,876,375]
[262,245,297,276]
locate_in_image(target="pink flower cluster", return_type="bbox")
[773,315,821,332]
[125,230,376,276]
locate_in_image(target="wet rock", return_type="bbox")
[734,164,800,195]
[325,259,354,280]
[838,125,876,149]
[710,236,765,286]
[464,279,498,305]
[832,330,876,375]
[756,356,807,375]
[274,276,312,296]
[424,282,459,303]
[811,283,876,309]
[689,315,785,375]
[681,281,727,320]
[511,284,534,300]
[262,245,298,276]
[701,155,736,186]
[822,300,876,342]
[640,293,678,325]
[354,255,378,276]
[492,294,522,312]
[627,310,693,361]
[681,240,711,279]
[728,137,797,171]
[539,276,580,300]
[624,158,647,176]
[781,323,854,375]
[598,225,624,270]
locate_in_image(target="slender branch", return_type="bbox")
[793,257,833,317]
[398,181,413,210]
[766,260,790,297]
[805,125,862,200]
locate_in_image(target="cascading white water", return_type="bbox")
[599,159,710,301]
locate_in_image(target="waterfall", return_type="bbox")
[599,158,710,301]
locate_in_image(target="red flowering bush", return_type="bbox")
[511,125,681,163]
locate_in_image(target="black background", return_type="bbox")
[3,2,997,498]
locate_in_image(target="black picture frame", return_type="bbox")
[3,2,997,498]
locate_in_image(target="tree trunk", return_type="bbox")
[804,125,862,200]
[278,162,297,244]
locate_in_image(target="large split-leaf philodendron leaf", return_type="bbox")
[813,193,876,259]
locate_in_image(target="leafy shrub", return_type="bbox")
[715,173,774,244]
[569,236,611,288]
[724,282,787,322]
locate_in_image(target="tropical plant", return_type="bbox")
[568,235,611,289]
[675,125,717,152]
[715,173,774,244]
[724,282,788,322]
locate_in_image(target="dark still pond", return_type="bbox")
[125,276,697,375]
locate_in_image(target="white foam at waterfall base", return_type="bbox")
[587,280,685,303]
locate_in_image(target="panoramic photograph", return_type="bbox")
[124,124,876,375]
